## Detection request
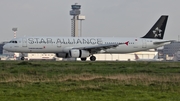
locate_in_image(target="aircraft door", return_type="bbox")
[133,39,138,48]
[22,38,27,47]
[142,39,147,48]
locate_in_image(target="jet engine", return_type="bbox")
[56,53,69,58]
[69,49,90,58]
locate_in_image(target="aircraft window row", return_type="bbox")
[9,41,18,43]
[32,42,95,44]
[105,42,135,44]
[129,42,134,44]
[105,42,122,44]
[32,42,56,44]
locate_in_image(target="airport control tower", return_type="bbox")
[70,3,85,37]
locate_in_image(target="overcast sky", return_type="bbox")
[0,0,180,41]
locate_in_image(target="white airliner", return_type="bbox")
[134,53,162,61]
[3,15,172,61]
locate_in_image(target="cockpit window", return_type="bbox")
[9,41,18,43]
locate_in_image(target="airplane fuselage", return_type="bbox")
[4,37,166,54]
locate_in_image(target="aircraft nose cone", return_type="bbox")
[3,44,9,51]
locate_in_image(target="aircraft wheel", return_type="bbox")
[21,57,25,60]
[90,56,96,61]
[81,57,87,61]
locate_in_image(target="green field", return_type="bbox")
[0,61,180,101]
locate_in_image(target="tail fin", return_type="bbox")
[142,15,168,39]
[134,54,140,60]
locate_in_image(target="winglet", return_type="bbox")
[125,41,129,46]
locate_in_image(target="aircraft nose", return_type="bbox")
[3,44,9,51]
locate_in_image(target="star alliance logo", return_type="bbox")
[153,27,162,38]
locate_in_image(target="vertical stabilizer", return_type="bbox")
[142,15,168,39]
[134,54,140,60]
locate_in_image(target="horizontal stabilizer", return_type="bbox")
[153,40,175,45]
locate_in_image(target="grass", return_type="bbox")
[0,61,180,101]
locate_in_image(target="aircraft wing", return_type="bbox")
[153,40,175,45]
[73,41,129,54]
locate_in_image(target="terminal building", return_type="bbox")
[158,41,180,61]
[0,42,4,54]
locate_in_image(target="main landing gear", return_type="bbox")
[80,55,96,61]
[21,57,25,60]
[21,53,25,60]
[90,56,96,61]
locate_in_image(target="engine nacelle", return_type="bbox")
[70,49,90,58]
[56,53,69,58]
